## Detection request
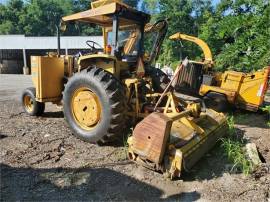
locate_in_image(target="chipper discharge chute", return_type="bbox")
[128,60,228,179]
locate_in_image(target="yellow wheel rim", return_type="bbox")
[23,95,34,113]
[71,87,102,131]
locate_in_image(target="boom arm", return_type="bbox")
[169,32,213,64]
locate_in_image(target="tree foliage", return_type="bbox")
[0,0,25,34]
[141,0,269,71]
[141,0,214,66]
[0,0,100,36]
[199,0,270,71]
[0,0,269,71]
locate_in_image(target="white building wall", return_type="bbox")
[0,35,103,49]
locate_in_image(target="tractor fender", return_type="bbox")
[78,54,117,74]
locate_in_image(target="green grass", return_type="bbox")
[261,105,270,114]
[227,115,236,133]
[221,115,253,175]
[121,132,132,160]
[260,105,270,128]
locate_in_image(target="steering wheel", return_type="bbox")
[86,40,103,52]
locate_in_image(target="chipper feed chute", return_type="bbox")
[128,59,228,179]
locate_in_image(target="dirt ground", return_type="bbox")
[0,75,269,201]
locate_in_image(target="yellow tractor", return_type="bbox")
[170,33,270,112]
[21,0,227,179]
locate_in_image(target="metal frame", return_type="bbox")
[112,15,119,56]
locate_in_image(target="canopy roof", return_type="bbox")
[62,2,150,27]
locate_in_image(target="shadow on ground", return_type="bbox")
[0,164,201,201]
[41,111,64,118]
[0,133,8,140]
[232,110,269,129]
[181,142,231,181]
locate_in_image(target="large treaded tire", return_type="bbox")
[63,67,126,144]
[21,87,45,116]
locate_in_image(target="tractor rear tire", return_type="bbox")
[21,87,45,116]
[63,67,126,144]
[204,92,229,112]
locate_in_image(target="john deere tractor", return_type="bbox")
[21,0,169,144]
[21,0,227,179]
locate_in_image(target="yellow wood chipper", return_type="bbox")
[170,33,270,112]
[21,0,228,179]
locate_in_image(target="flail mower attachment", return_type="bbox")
[128,101,227,179]
[128,59,228,179]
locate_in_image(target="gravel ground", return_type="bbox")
[0,74,269,201]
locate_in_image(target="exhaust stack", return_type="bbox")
[56,25,61,57]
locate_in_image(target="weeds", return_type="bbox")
[121,132,132,160]
[221,115,253,175]
[110,131,132,161]
[260,105,270,114]
[227,115,236,133]
[222,137,252,175]
[260,105,270,128]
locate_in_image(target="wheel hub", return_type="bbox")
[72,88,101,130]
[23,95,34,112]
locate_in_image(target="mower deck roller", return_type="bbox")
[128,104,228,179]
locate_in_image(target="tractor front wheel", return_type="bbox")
[21,87,45,116]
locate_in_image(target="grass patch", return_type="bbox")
[260,105,270,128]
[112,131,132,161]
[221,115,253,175]
[123,135,129,156]
[121,132,132,160]
[261,105,270,114]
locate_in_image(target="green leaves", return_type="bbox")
[0,0,24,34]
[0,0,102,36]
[200,0,270,71]
[141,0,269,72]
